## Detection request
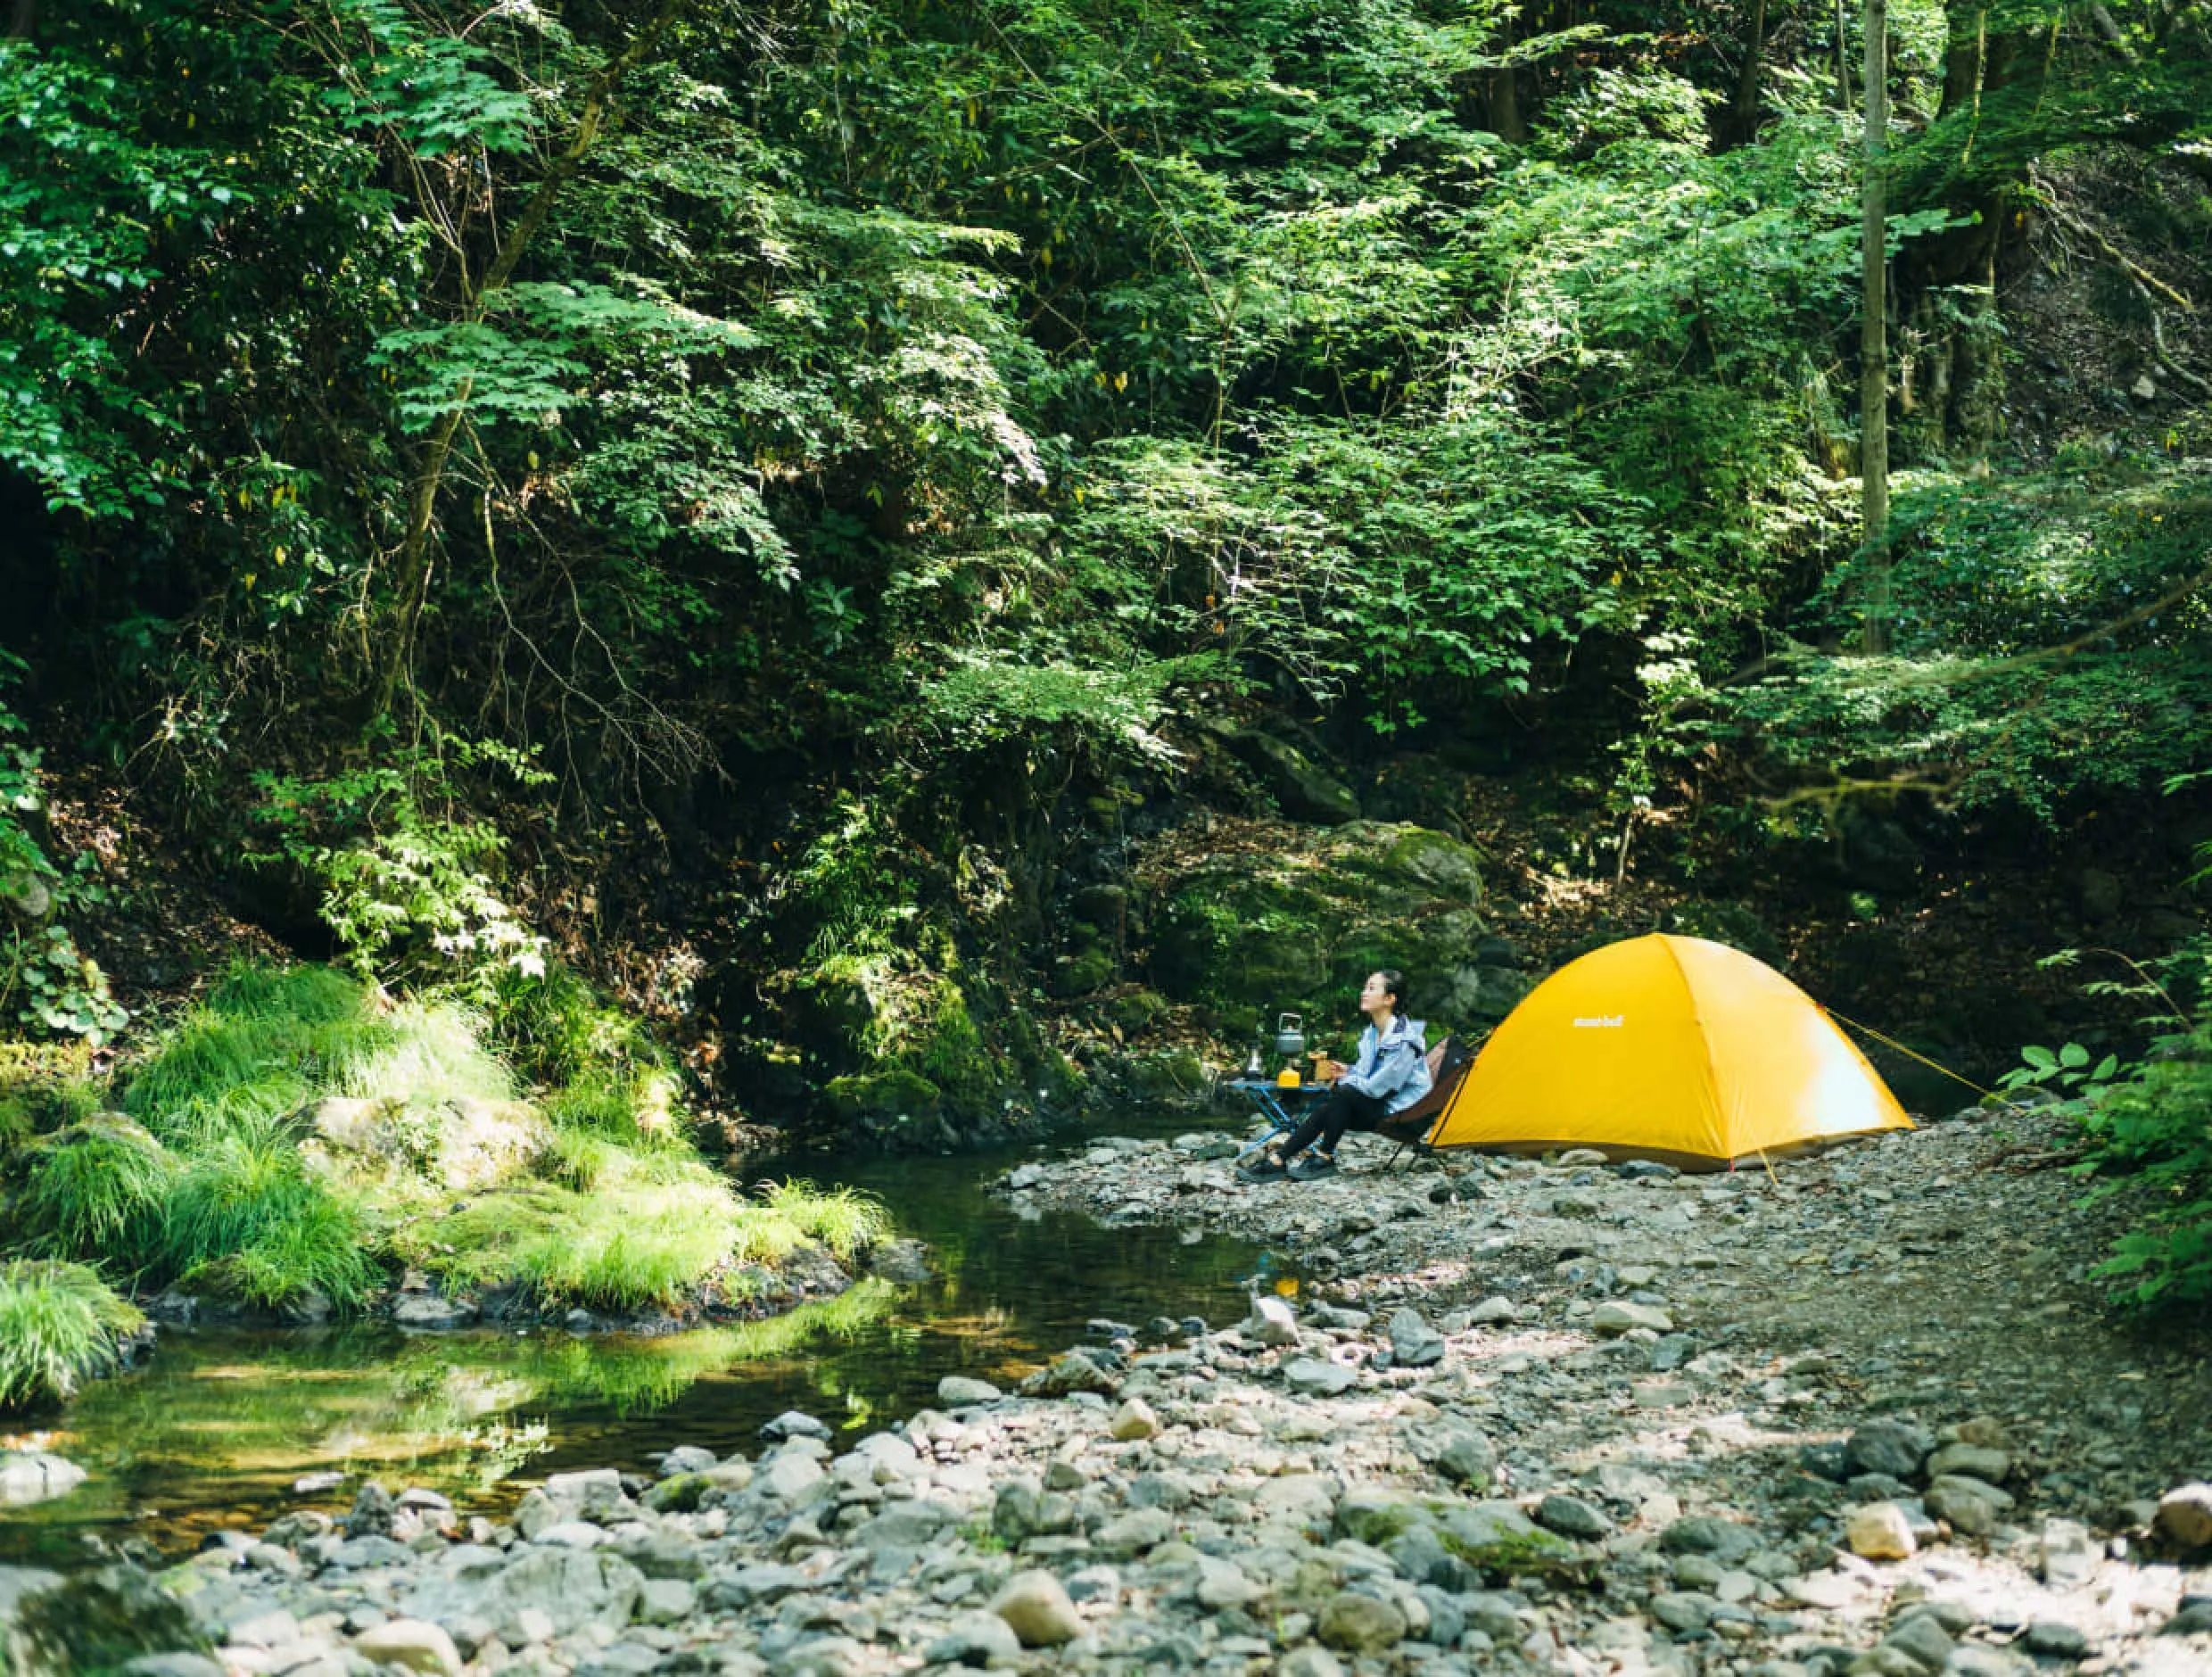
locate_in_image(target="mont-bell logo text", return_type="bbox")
[1572,1014,1625,1029]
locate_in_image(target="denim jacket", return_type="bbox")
[1341,1014,1432,1114]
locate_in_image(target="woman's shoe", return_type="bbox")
[1238,1152,1289,1183]
[1287,1152,1338,1181]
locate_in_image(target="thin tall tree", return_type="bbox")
[1860,0,1891,654]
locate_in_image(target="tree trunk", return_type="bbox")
[1489,12,1525,142]
[1725,0,1770,145]
[371,0,694,721]
[1860,0,1891,655]
[1836,0,1852,109]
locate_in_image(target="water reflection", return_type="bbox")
[1,1116,1281,1565]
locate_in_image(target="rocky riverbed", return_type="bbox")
[4,1103,2211,1677]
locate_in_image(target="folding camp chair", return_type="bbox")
[1375,1033,1481,1171]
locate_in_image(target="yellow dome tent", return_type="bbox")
[1426,933,1912,1167]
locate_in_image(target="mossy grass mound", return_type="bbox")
[0,1260,145,1410]
[5,960,891,1323]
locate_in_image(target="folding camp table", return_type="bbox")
[1220,1077,1331,1161]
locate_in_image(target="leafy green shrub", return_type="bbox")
[251,736,550,1000]
[0,664,128,1046]
[489,961,667,1091]
[2074,1016,2212,1309]
[0,1260,144,1409]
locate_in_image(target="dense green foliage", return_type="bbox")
[1,0,2210,1325]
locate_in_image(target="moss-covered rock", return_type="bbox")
[821,1068,943,1138]
[1226,729,1362,825]
[1050,941,1116,998]
[1141,819,1490,1040]
[1110,1049,1209,1103]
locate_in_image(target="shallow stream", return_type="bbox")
[0,1111,1283,1568]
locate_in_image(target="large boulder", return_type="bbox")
[1142,820,1497,1037]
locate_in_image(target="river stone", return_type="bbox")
[0,1453,87,1507]
[924,1611,1022,1666]
[1110,1397,1161,1441]
[1882,1612,1955,1670]
[1406,1419,1496,1490]
[1660,1516,1761,1563]
[1650,1592,1717,1633]
[1317,1590,1408,1652]
[1093,1508,1174,1556]
[1195,1556,1262,1607]
[1277,1648,1346,1677]
[1946,1648,2035,1677]
[2153,1483,2212,1550]
[706,1564,811,1609]
[1252,1474,1340,1532]
[541,1468,628,1522]
[391,1290,476,1330]
[1467,1296,1519,1326]
[849,1499,955,1552]
[760,1410,833,1442]
[937,1376,1003,1406]
[1784,1572,1862,1610]
[634,1577,697,1625]
[1019,1350,1118,1398]
[473,1547,642,1638]
[759,1451,827,1503]
[1534,1495,1611,1541]
[988,1569,1083,1646]
[1007,1164,1045,1190]
[1284,1358,1357,1397]
[1591,1301,1672,1336]
[2038,1518,2098,1586]
[1387,1307,1445,1367]
[1845,1420,1935,1483]
[534,1520,608,1549]
[1926,1476,2010,1536]
[1845,1503,1917,1560]
[1926,1443,2010,1484]
[1246,1295,1301,1347]
[775,1635,866,1677]
[2022,1622,2091,1657]
[352,1619,460,1675]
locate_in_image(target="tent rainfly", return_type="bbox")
[1426,932,1913,1168]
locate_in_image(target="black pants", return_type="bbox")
[1280,1085,1390,1158]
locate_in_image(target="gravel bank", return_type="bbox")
[4,1103,2209,1677]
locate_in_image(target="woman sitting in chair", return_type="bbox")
[1241,969,1430,1182]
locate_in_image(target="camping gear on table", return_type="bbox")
[1423,932,1912,1169]
[1273,1013,1307,1064]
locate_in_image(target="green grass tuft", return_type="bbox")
[16,1117,174,1260]
[0,1260,145,1409]
[160,1138,378,1307]
[747,1178,891,1263]
[336,999,514,1108]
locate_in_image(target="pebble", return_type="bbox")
[1846,1503,1918,1561]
